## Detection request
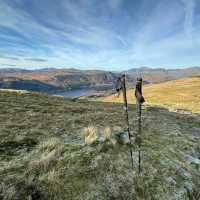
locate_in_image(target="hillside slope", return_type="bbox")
[0,67,199,93]
[0,69,118,93]
[102,77,200,113]
[0,91,200,199]
[0,77,61,93]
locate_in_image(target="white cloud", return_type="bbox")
[181,0,195,39]
[0,0,199,69]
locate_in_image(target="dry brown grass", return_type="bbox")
[82,126,98,145]
[39,137,62,152]
[103,126,112,141]
[38,169,65,199]
[102,77,200,113]
[28,150,58,172]
[27,138,64,174]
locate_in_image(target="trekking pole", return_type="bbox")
[135,77,145,174]
[137,103,142,174]
[121,74,134,169]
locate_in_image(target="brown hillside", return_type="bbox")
[102,77,200,113]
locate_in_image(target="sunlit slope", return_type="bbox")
[102,77,200,113]
[0,88,28,93]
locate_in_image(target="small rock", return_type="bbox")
[115,132,130,144]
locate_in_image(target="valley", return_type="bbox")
[0,67,199,94]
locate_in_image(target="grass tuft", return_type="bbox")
[103,126,112,141]
[38,169,64,199]
[27,138,64,174]
[39,137,62,153]
[82,126,98,145]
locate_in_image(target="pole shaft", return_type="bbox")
[121,75,134,168]
[137,103,142,174]
[135,77,143,174]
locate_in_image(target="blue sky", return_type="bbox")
[0,0,199,70]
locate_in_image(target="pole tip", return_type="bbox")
[137,77,142,82]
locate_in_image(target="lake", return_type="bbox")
[54,88,95,98]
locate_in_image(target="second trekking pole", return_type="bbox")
[121,74,134,169]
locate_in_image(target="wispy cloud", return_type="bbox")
[181,0,196,39]
[1,63,17,67]
[0,0,199,69]
[0,55,19,60]
[24,58,48,62]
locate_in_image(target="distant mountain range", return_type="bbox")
[0,67,199,93]
[125,66,200,83]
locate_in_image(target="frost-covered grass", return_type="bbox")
[0,91,199,199]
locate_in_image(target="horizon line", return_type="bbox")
[0,65,200,72]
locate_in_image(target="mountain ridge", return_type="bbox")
[0,66,199,93]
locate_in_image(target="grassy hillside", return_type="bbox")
[0,91,200,199]
[102,77,200,113]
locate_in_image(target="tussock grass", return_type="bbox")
[82,126,98,145]
[103,126,112,141]
[39,137,62,152]
[27,139,64,174]
[38,169,65,199]
[82,126,115,144]
[28,150,57,173]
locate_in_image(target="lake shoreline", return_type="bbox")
[53,85,114,98]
